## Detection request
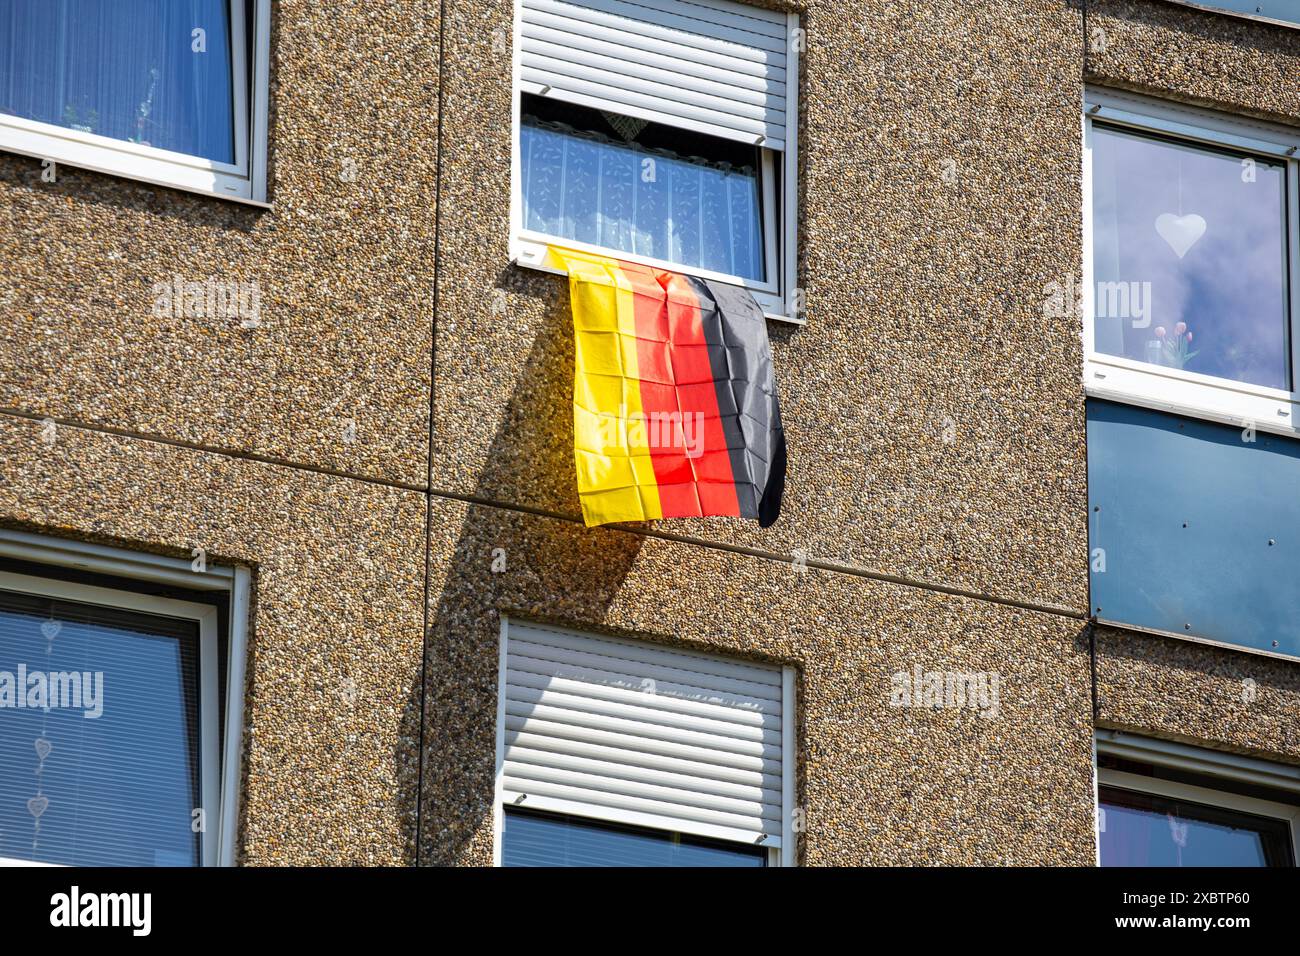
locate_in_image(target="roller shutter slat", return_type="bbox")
[504,762,780,820]
[504,699,780,756]
[522,55,784,125]
[505,743,782,803]
[502,775,782,835]
[506,680,781,739]
[503,714,780,775]
[505,728,783,781]
[506,667,780,728]
[591,0,787,37]
[509,634,781,697]
[521,37,785,108]
[545,0,786,52]
[523,1,785,67]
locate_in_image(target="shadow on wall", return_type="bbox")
[409,271,647,865]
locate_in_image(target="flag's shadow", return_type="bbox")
[410,264,649,865]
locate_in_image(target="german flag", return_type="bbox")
[555,248,786,528]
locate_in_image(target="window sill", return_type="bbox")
[0,107,266,204]
[1085,357,1299,438]
[510,239,805,325]
[0,131,268,206]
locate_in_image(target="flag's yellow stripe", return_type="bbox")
[556,248,664,526]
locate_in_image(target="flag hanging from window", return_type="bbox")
[554,248,787,528]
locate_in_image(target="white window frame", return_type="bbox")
[1095,730,1300,866]
[491,614,798,867]
[1082,87,1300,437]
[0,0,272,204]
[508,5,802,324]
[0,529,251,867]
[1157,0,1300,30]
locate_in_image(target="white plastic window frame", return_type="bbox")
[508,5,802,324]
[1157,0,1300,30]
[0,0,272,204]
[490,614,799,867]
[1082,88,1300,437]
[0,529,251,867]
[1094,731,1300,867]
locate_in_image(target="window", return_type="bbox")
[502,807,768,866]
[1083,89,1300,433]
[494,618,796,866]
[0,0,270,202]
[0,530,250,866]
[521,98,770,283]
[509,0,800,321]
[1096,732,1300,867]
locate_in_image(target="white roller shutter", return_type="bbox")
[498,619,789,849]
[517,0,791,149]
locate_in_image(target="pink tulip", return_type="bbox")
[1174,322,1187,336]
[1155,327,1166,338]
[1186,331,1193,342]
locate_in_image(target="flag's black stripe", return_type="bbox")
[758,398,786,529]
[688,277,785,525]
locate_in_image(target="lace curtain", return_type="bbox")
[522,120,765,282]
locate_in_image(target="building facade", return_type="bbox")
[0,0,1298,866]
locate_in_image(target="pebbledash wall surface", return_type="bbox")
[0,0,1297,866]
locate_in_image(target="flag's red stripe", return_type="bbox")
[619,263,700,517]
[620,262,740,519]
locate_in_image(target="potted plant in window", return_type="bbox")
[130,68,160,148]
[62,103,98,134]
[1146,322,1198,370]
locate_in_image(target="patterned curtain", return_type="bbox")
[522,120,764,283]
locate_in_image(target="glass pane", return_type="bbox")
[0,0,236,164]
[1090,124,1290,391]
[1099,786,1294,867]
[0,589,203,866]
[521,117,765,282]
[503,808,768,867]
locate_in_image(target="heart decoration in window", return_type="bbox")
[1155,213,1207,259]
